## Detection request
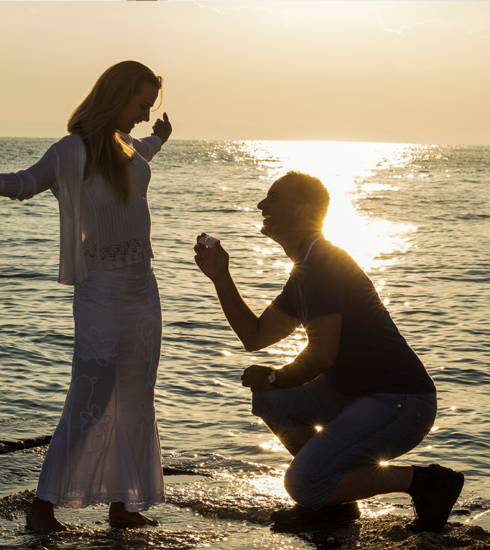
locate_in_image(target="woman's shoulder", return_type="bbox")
[54,134,84,152]
[51,134,87,167]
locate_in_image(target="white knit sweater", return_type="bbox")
[0,133,162,285]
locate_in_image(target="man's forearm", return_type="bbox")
[275,346,332,388]
[213,272,261,351]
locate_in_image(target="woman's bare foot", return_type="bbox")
[26,497,68,533]
[109,502,158,526]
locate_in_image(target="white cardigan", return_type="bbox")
[0,133,162,285]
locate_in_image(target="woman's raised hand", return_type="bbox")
[152,112,172,145]
[194,233,230,282]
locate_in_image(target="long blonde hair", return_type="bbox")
[68,61,163,205]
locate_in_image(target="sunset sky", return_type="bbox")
[0,1,489,144]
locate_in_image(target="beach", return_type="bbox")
[1,138,489,548]
[1,467,490,549]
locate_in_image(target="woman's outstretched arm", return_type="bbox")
[0,143,59,202]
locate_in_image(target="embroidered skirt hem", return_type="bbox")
[35,490,166,512]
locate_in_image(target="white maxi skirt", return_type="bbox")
[36,267,165,511]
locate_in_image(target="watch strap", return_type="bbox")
[268,370,283,389]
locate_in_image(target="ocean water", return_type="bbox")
[0,137,489,548]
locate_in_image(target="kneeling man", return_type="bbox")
[194,170,463,533]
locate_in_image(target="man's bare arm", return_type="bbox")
[241,314,342,391]
[213,272,300,351]
[194,236,300,351]
[276,313,342,387]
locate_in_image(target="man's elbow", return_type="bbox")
[243,341,262,353]
[241,335,266,353]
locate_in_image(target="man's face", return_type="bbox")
[257,179,300,239]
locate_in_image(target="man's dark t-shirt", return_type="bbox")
[272,234,436,397]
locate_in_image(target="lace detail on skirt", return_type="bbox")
[83,237,154,272]
[36,268,164,512]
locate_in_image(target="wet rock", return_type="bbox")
[0,435,52,455]
[293,514,490,550]
[1,483,490,549]
[0,489,35,520]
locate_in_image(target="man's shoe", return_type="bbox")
[407,464,464,534]
[270,501,360,524]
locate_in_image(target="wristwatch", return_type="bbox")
[268,370,282,389]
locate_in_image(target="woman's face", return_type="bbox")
[116,82,160,134]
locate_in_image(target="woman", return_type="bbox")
[0,60,172,532]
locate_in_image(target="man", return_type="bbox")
[194,170,463,533]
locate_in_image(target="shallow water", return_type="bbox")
[1,138,489,547]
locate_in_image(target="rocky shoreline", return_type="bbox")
[1,489,489,549]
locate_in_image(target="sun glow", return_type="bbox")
[244,141,422,272]
[248,475,289,500]
[259,436,285,453]
[238,140,428,364]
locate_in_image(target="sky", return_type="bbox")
[0,1,489,145]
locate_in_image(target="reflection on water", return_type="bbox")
[246,140,421,272]
[243,141,425,362]
[1,139,490,545]
[259,437,286,454]
[248,474,289,501]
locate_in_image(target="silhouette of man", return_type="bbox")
[194,170,463,533]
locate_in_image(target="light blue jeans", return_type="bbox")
[252,375,437,510]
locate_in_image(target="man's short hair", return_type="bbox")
[278,170,330,226]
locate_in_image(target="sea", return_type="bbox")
[0,137,489,549]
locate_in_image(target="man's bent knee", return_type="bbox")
[284,463,345,510]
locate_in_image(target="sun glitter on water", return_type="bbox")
[235,140,427,364]
[243,140,421,272]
